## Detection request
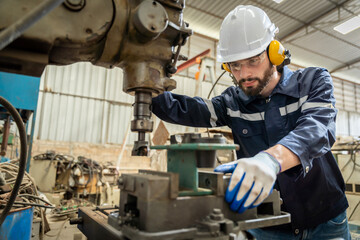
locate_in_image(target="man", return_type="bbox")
[152,5,350,239]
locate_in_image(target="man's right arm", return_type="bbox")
[152,91,227,128]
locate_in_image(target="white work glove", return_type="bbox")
[214,152,281,213]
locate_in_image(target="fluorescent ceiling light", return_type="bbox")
[334,15,360,34]
[272,0,285,3]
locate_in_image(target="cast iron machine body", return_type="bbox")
[0,0,192,155]
[75,134,290,239]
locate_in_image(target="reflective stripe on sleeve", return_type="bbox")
[302,102,334,111]
[279,95,308,116]
[203,99,218,127]
[227,108,265,121]
[279,95,334,116]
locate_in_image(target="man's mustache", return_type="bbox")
[240,78,260,83]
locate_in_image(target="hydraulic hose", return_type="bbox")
[0,96,27,227]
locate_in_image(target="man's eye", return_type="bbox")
[249,58,259,65]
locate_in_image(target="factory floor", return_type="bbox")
[43,214,86,240]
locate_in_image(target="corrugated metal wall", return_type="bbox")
[33,33,360,145]
[34,63,138,145]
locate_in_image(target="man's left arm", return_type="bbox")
[275,68,337,174]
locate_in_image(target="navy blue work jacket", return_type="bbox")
[152,66,348,230]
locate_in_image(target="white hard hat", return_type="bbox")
[217,5,279,63]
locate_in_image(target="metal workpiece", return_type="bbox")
[177,133,227,168]
[153,136,238,196]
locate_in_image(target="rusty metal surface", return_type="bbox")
[115,171,290,235]
[77,207,125,240]
[76,170,290,239]
[138,169,179,199]
[198,170,225,197]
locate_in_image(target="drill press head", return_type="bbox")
[119,0,192,156]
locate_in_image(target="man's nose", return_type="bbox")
[239,65,252,79]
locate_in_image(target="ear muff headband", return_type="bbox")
[268,40,287,66]
[222,40,290,72]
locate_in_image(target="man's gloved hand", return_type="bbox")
[214,152,281,213]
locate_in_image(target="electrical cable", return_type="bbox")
[205,70,250,162]
[0,201,55,209]
[0,96,27,227]
[0,162,51,236]
[341,143,360,183]
[18,193,54,206]
[349,200,360,221]
[207,70,226,99]
[205,71,227,164]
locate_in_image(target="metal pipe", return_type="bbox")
[0,0,65,50]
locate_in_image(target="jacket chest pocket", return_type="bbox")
[233,120,267,156]
[237,121,263,138]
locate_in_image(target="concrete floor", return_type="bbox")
[43,214,86,240]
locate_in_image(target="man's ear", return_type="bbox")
[230,73,238,87]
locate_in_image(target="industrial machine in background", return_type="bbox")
[0,72,40,170]
[0,0,291,239]
[0,72,41,239]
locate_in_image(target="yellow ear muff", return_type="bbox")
[268,40,286,66]
[222,63,231,72]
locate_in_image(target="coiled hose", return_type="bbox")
[0,96,27,227]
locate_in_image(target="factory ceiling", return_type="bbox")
[183,0,360,84]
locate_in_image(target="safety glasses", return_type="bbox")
[227,51,266,72]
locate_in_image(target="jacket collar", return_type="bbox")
[238,66,298,105]
[272,66,299,98]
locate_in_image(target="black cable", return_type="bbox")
[205,71,227,163]
[18,194,53,206]
[205,70,226,137]
[6,201,55,209]
[0,0,65,50]
[207,70,226,99]
[343,143,360,183]
[206,70,250,158]
[0,96,27,227]
[349,200,360,220]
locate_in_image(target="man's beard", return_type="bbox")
[238,65,274,96]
